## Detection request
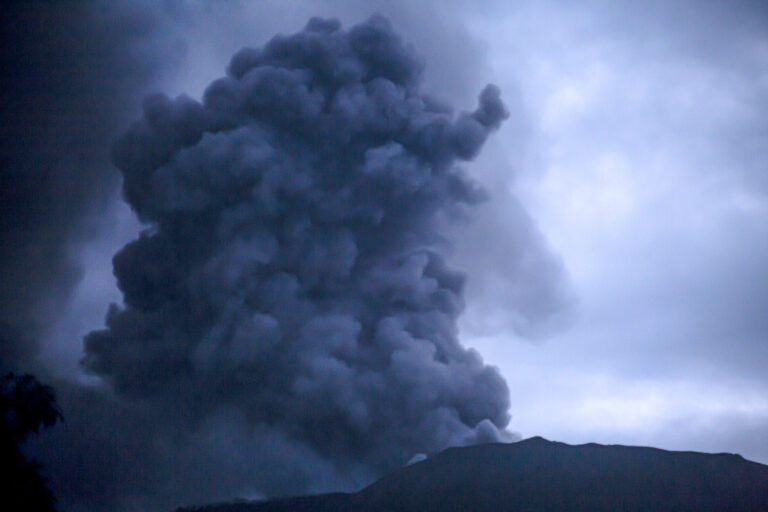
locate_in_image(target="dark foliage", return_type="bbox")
[0,373,62,512]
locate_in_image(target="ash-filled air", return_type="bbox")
[84,15,512,476]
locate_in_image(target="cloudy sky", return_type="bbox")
[3,1,767,510]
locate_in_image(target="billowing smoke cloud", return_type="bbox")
[83,16,512,478]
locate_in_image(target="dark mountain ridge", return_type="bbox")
[179,436,768,512]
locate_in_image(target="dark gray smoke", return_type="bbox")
[83,14,511,478]
[0,1,164,374]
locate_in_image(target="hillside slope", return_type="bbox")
[180,437,768,512]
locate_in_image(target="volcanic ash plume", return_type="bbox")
[84,15,511,473]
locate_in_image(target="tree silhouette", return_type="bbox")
[0,372,62,511]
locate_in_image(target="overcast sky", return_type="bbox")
[460,0,768,463]
[3,0,768,510]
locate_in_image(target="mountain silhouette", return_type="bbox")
[179,437,768,512]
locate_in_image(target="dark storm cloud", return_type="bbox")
[0,1,168,373]
[140,0,577,343]
[4,3,577,510]
[81,12,511,494]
